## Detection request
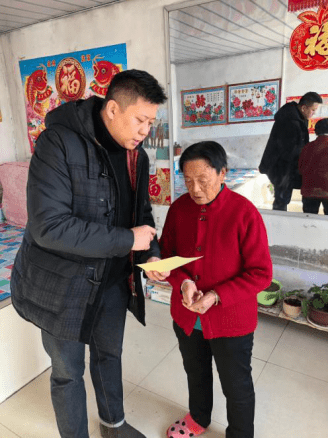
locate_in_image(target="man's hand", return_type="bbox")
[131,225,157,251]
[145,257,170,282]
[182,291,217,314]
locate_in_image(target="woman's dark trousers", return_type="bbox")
[174,322,255,438]
[41,279,130,438]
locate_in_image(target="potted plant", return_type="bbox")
[264,288,305,319]
[302,283,328,327]
[257,279,282,307]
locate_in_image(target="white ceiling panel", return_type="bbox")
[0,0,122,35]
[169,0,302,64]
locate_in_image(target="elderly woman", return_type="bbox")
[160,141,272,438]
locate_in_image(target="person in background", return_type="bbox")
[160,141,272,438]
[10,70,169,438]
[259,92,323,211]
[299,118,328,215]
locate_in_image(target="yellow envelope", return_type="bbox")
[137,256,203,273]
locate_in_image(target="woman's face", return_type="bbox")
[183,159,226,205]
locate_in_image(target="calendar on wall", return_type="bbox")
[181,85,227,128]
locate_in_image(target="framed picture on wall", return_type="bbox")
[286,94,328,134]
[181,85,227,128]
[228,79,281,124]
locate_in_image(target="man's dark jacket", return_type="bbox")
[259,101,309,190]
[10,96,160,343]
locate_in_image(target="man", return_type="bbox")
[259,92,322,211]
[299,118,328,215]
[11,69,169,438]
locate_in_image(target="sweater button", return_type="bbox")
[196,246,202,252]
[194,275,199,281]
[201,208,206,213]
[200,216,206,221]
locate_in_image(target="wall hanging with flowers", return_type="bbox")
[181,85,227,128]
[228,79,281,124]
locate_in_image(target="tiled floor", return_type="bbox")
[0,300,327,438]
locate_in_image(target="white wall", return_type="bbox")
[0,303,51,403]
[174,48,283,167]
[0,49,17,164]
[173,45,327,168]
[0,0,183,163]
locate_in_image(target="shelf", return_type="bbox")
[258,303,328,332]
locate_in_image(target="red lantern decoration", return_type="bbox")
[290,5,328,70]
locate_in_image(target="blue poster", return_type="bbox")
[19,43,127,151]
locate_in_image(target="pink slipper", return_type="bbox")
[166,412,207,437]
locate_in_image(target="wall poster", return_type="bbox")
[228,79,281,123]
[286,94,328,133]
[181,86,227,128]
[19,44,127,152]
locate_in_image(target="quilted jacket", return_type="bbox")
[10,96,160,343]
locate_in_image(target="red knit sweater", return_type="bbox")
[160,186,272,339]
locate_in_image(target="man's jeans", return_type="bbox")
[174,322,255,438]
[42,279,130,438]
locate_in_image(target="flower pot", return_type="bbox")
[283,296,301,319]
[257,279,282,307]
[308,306,328,327]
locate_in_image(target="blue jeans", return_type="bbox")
[174,322,255,438]
[42,279,130,438]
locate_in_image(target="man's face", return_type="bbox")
[183,159,226,205]
[102,97,158,150]
[301,102,319,120]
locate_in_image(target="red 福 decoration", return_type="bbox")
[290,5,328,70]
[288,0,327,12]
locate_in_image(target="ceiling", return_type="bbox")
[169,0,302,64]
[0,0,308,65]
[0,0,123,35]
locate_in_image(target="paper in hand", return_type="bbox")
[137,256,203,273]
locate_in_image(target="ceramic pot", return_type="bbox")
[283,296,301,319]
[308,306,328,327]
[257,279,282,307]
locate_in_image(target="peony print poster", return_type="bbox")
[181,86,227,128]
[19,44,127,152]
[228,79,281,124]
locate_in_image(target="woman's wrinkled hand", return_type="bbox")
[182,291,217,314]
[145,257,170,282]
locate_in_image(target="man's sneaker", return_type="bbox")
[100,421,146,438]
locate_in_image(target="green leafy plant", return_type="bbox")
[302,283,328,317]
[265,289,304,303]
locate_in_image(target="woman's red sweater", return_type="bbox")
[160,185,272,339]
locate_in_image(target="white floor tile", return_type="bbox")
[0,424,21,438]
[254,363,328,438]
[0,366,137,438]
[253,313,288,361]
[122,316,178,385]
[268,322,328,381]
[0,369,61,438]
[140,344,266,427]
[90,386,226,438]
[145,299,173,330]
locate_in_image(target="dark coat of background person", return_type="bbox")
[259,101,309,192]
[10,96,160,344]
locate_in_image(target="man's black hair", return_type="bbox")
[299,92,323,107]
[179,141,227,174]
[315,118,328,135]
[103,69,167,108]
